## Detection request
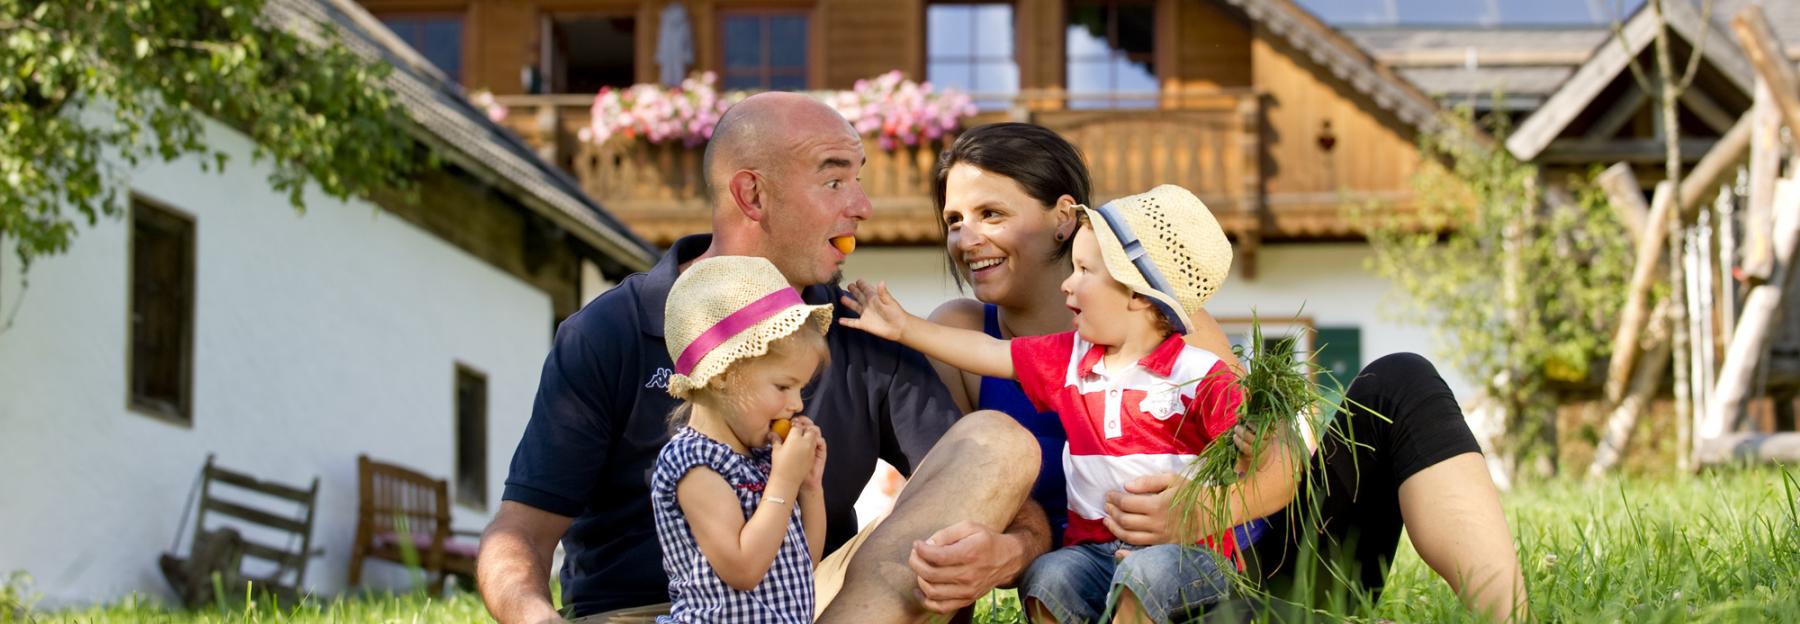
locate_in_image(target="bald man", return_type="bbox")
[478,93,1049,624]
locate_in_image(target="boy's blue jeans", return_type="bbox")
[1019,541,1232,624]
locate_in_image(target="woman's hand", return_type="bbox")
[837,280,910,342]
[768,420,819,494]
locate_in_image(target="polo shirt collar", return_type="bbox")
[1075,332,1187,378]
[640,234,714,337]
[638,234,836,337]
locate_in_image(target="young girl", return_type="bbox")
[652,255,832,623]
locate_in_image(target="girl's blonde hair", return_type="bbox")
[667,323,830,431]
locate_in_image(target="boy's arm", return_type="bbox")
[838,280,1014,379]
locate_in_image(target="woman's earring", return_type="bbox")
[1054,232,1066,243]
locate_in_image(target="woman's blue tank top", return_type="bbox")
[976,304,1069,546]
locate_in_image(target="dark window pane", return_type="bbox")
[769,72,808,92]
[1116,4,1155,57]
[129,197,194,424]
[551,15,636,93]
[724,16,763,70]
[455,365,488,510]
[380,15,464,84]
[723,72,763,90]
[769,16,808,68]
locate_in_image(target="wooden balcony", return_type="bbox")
[495,90,1269,251]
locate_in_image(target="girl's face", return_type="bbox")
[1060,227,1138,347]
[717,344,822,448]
[940,164,1073,307]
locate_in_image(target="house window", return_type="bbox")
[129,196,195,424]
[927,3,1019,110]
[720,10,809,91]
[1065,0,1157,109]
[455,364,488,509]
[545,13,637,94]
[380,14,465,84]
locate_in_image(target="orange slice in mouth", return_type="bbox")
[831,236,856,255]
[771,418,792,441]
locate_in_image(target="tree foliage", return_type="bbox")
[0,0,426,272]
[1359,111,1635,471]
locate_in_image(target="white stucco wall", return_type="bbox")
[841,243,1474,401]
[0,119,554,606]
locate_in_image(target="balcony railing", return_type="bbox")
[494,89,1265,247]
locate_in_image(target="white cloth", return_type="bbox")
[656,3,694,86]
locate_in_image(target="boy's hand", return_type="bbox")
[794,416,828,492]
[837,280,910,342]
[769,420,819,493]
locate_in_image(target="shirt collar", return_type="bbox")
[640,234,713,337]
[1075,332,1187,378]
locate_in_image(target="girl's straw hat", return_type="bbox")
[664,256,833,399]
[1081,184,1232,335]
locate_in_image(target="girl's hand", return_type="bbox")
[791,416,828,491]
[769,419,819,492]
[837,280,909,341]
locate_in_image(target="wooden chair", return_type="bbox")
[158,454,321,608]
[347,455,479,593]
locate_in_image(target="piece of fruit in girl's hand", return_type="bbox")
[771,418,792,441]
[832,236,856,255]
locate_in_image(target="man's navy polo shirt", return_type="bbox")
[502,235,963,617]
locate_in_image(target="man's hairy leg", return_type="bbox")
[479,501,574,624]
[818,411,1040,623]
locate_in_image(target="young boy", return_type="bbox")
[842,184,1243,623]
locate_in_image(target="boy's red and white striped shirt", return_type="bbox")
[1011,331,1243,556]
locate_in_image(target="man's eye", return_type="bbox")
[826,180,841,190]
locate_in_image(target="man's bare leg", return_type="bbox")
[818,411,1040,623]
[1398,452,1528,622]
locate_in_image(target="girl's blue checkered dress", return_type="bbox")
[652,427,815,623]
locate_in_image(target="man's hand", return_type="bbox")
[907,521,1024,613]
[1102,473,1186,546]
[479,501,573,624]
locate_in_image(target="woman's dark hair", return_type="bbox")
[932,123,1092,288]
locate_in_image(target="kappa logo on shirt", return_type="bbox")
[645,367,671,389]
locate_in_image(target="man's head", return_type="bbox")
[704,92,871,288]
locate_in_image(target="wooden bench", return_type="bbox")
[346,455,479,593]
[159,454,321,608]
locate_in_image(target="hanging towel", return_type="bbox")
[656,3,694,86]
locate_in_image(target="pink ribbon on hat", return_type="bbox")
[675,288,807,376]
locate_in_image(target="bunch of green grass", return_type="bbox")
[1169,319,1353,550]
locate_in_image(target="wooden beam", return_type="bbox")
[1597,163,1649,242]
[1677,87,1738,135]
[1704,174,1800,444]
[1602,181,1677,407]
[1744,79,1780,281]
[1540,138,1717,163]
[1506,9,1659,160]
[1585,85,1649,141]
[1732,6,1800,135]
[1695,433,1800,466]
[1677,111,1755,216]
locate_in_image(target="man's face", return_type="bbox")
[763,121,871,287]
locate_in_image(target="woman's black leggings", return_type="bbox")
[1246,352,1484,607]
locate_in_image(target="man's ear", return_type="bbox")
[728,170,767,223]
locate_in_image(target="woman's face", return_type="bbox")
[940,163,1071,306]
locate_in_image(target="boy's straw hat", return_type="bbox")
[664,256,833,399]
[1081,184,1232,334]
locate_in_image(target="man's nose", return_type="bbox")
[847,188,873,220]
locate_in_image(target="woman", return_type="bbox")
[925,123,1526,622]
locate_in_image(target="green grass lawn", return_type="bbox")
[8,467,1796,623]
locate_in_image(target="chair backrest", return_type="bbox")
[190,454,321,588]
[356,455,451,543]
